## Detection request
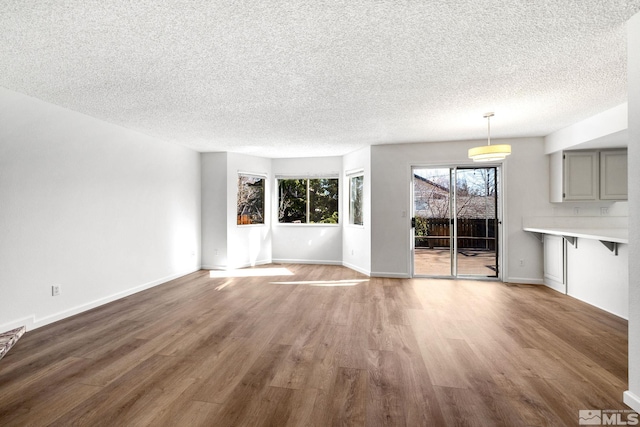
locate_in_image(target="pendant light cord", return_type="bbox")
[484,112,494,146]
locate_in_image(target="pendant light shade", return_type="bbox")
[468,144,512,161]
[468,112,511,162]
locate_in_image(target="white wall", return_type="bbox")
[624,10,640,414]
[503,138,558,282]
[226,153,272,268]
[201,152,273,270]
[342,147,371,275]
[566,239,628,319]
[370,137,553,280]
[201,152,227,269]
[271,156,343,265]
[0,88,201,331]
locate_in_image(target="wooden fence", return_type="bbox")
[415,217,496,249]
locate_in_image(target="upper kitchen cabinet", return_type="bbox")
[549,149,628,202]
[600,149,628,200]
[564,151,599,201]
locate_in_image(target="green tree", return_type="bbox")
[278,178,339,223]
[350,175,363,225]
[237,176,264,224]
[310,178,339,223]
[278,179,307,223]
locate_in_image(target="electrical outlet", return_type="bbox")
[519,259,525,267]
[601,207,609,216]
[214,249,219,256]
[52,285,61,296]
[573,207,580,216]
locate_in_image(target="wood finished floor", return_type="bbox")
[0,264,629,426]
[414,248,496,277]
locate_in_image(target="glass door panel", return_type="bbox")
[412,166,500,278]
[413,168,452,276]
[455,167,498,277]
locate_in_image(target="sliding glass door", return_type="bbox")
[412,166,499,278]
[454,167,498,276]
[412,168,453,276]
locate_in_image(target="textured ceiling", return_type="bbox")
[2,1,640,158]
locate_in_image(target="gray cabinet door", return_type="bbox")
[563,151,598,201]
[543,234,566,294]
[600,149,628,200]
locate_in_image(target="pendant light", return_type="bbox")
[468,112,511,162]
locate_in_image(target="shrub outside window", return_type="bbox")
[278,178,339,224]
[349,175,364,225]
[237,174,265,225]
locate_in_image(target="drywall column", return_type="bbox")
[625,11,640,413]
[200,152,273,270]
[342,147,372,275]
[226,153,272,269]
[201,153,228,270]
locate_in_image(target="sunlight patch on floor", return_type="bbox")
[214,280,235,291]
[209,267,294,278]
[269,279,369,287]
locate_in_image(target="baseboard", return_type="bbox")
[543,281,566,294]
[11,267,201,332]
[341,262,371,276]
[566,293,628,320]
[203,260,272,270]
[229,259,272,269]
[0,316,35,334]
[624,390,640,413]
[504,277,544,285]
[370,271,411,278]
[202,264,226,270]
[272,258,342,266]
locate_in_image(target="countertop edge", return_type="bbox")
[522,227,629,244]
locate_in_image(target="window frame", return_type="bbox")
[348,173,364,227]
[276,176,340,226]
[237,172,266,226]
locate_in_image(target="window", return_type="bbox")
[349,175,364,225]
[278,178,339,224]
[237,174,265,225]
